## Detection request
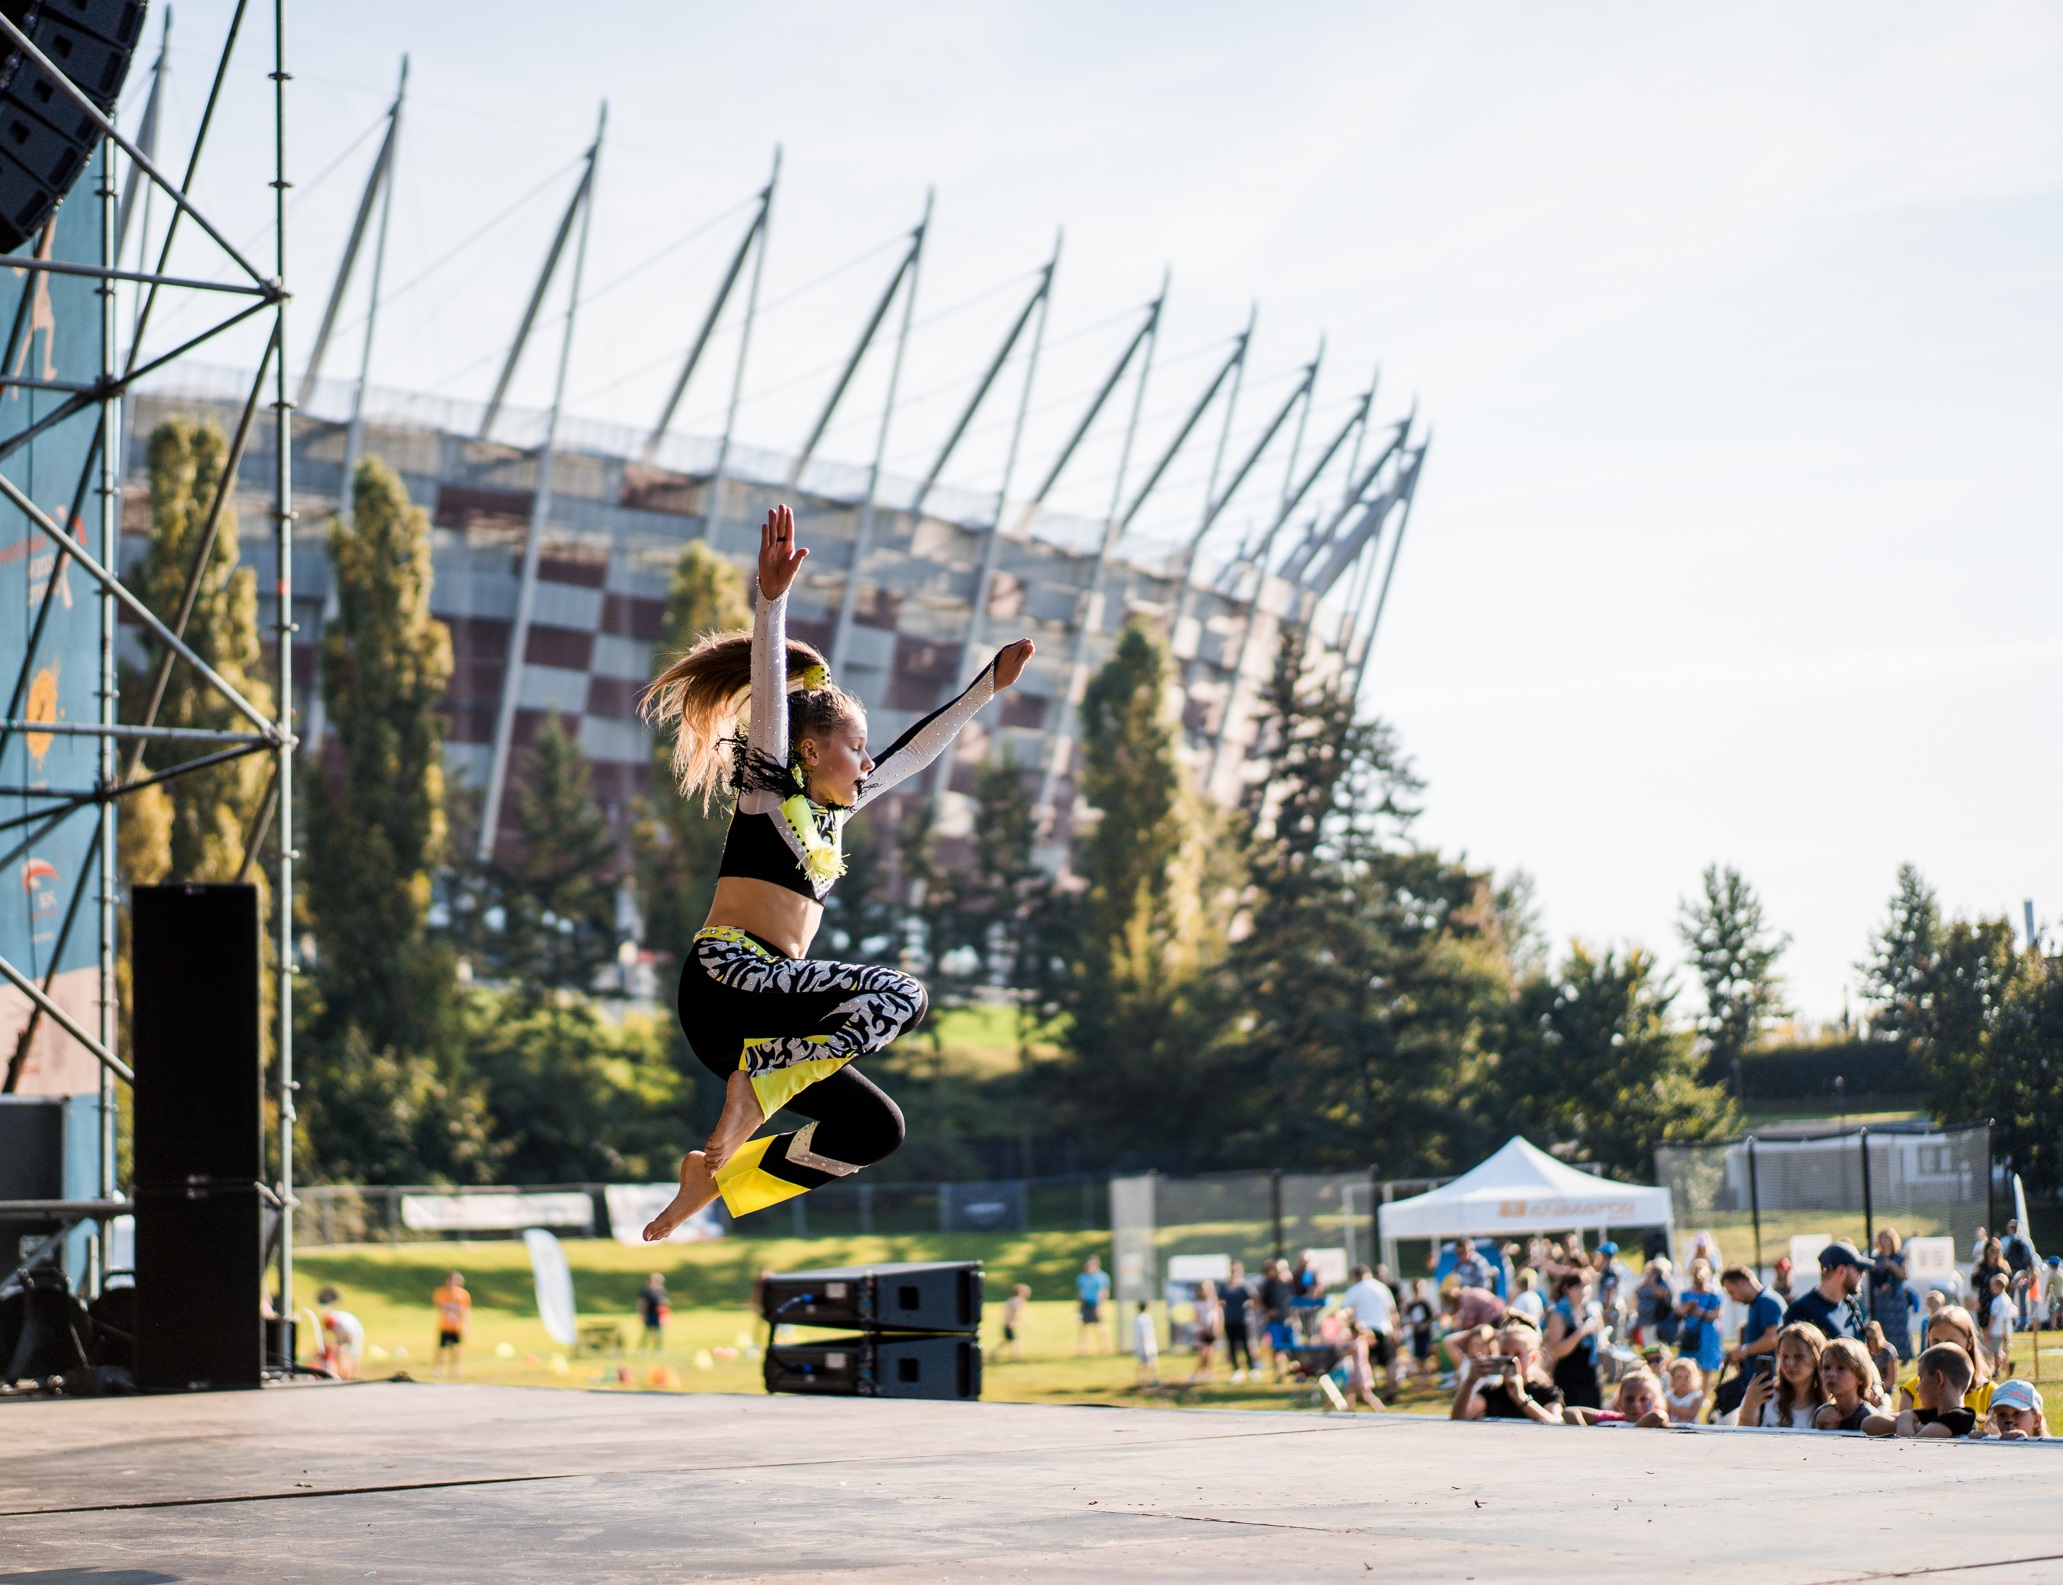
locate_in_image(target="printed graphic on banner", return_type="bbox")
[0,190,107,1093]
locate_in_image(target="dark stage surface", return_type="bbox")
[2,1383,2058,1582]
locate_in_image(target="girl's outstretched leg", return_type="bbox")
[643,1151,719,1241]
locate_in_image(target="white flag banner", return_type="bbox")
[399,1192,594,1233]
[604,1183,727,1245]
[524,1228,578,1347]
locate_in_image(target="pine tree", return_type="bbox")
[1990,949,2063,1194]
[632,540,749,964]
[1499,943,1738,1178]
[1677,864,1790,1076]
[1911,914,2020,1130]
[498,709,620,991]
[119,416,274,884]
[1860,864,1940,1049]
[1217,629,1506,1174]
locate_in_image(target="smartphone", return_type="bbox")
[1479,1355,1519,1372]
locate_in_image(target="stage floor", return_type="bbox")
[3,1382,2059,1582]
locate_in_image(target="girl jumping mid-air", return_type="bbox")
[640,504,1033,1237]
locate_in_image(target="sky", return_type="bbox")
[118,1,2063,1020]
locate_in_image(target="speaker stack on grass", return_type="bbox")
[760,1261,983,1401]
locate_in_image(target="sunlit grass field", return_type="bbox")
[292,1231,1448,1412]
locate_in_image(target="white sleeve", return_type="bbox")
[850,650,1002,812]
[739,588,788,815]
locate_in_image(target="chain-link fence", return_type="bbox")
[1107,1170,1391,1305]
[1655,1122,1990,1271]
[295,1172,1109,1247]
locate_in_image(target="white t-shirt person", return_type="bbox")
[1341,1273,1397,1335]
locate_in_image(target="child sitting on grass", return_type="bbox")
[1873,1342,1977,1438]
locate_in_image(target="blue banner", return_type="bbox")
[0,184,106,1088]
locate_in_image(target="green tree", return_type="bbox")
[120,416,274,884]
[297,457,494,1185]
[1213,630,1507,1175]
[1990,950,2063,1194]
[1911,915,2020,1129]
[1498,943,1737,1179]
[303,456,455,1053]
[1677,864,1790,1076]
[496,710,620,991]
[632,541,750,964]
[1046,620,1229,1162]
[463,990,688,1182]
[1860,864,1940,1049]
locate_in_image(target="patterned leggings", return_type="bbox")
[679,926,926,1216]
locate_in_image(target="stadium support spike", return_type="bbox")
[641,163,776,464]
[927,230,1061,810]
[1115,322,1249,534]
[298,58,404,412]
[699,145,779,549]
[1352,439,1428,695]
[1033,268,1167,832]
[827,189,932,676]
[478,125,600,442]
[479,102,605,859]
[114,8,168,262]
[1020,284,1164,515]
[790,200,928,489]
[910,256,1055,519]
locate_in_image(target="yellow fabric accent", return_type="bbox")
[741,1036,850,1119]
[777,792,846,883]
[713,1134,808,1217]
[695,925,775,957]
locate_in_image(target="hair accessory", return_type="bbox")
[801,662,830,691]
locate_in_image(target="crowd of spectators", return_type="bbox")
[1157,1222,2058,1440]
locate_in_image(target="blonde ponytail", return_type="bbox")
[640,627,856,809]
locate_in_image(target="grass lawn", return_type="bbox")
[292,1231,1459,1415]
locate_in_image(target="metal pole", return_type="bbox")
[701,145,777,548]
[791,210,924,488]
[1748,1136,1762,1277]
[1035,270,1165,829]
[340,58,405,519]
[271,0,296,1331]
[479,105,604,859]
[1167,304,1253,645]
[1860,1127,1874,1254]
[928,235,1058,810]
[114,9,167,263]
[1271,1168,1285,1261]
[827,189,930,678]
[96,135,117,1291]
[478,150,594,442]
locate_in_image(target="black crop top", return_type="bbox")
[714,589,1002,901]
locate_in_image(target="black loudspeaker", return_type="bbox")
[0,0,147,251]
[763,1333,982,1401]
[130,883,263,1392]
[759,1262,983,1333]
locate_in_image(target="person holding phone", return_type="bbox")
[1450,1323,1565,1423]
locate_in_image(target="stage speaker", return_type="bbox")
[130,883,263,1392]
[0,1092,103,1289]
[759,1261,983,1334]
[0,0,148,253]
[763,1332,982,1401]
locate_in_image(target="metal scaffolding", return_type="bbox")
[0,0,298,1337]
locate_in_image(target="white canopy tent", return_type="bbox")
[1378,1137,1673,1260]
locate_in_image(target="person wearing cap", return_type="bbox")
[1781,1241,1869,1343]
[1976,1378,2047,1439]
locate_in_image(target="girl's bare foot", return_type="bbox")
[704,1070,766,1171]
[643,1151,718,1241]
